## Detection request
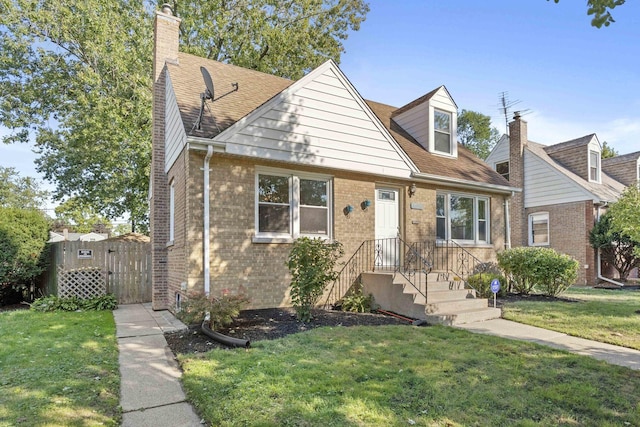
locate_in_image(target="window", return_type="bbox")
[169,179,175,243]
[434,109,452,154]
[496,161,510,181]
[256,169,331,241]
[528,212,549,246]
[589,150,600,182]
[436,193,490,244]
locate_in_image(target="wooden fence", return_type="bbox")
[44,240,151,304]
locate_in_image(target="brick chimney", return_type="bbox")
[508,112,528,248]
[151,5,181,310]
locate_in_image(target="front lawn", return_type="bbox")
[179,325,640,426]
[502,287,640,350]
[0,310,120,426]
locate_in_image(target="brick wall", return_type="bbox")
[525,200,595,285]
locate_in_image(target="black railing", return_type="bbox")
[322,238,431,308]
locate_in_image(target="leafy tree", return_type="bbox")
[0,167,49,210]
[549,0,625,28]
[0,207,50,304]
[54,197,112,234]
[608,184,640,257]
[589,211,639,280]
[0,1,368,233]
[457,109,500,159]
[601,141,618,159]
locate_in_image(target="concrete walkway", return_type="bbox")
[113,303,202,427]
[457,318,640,370]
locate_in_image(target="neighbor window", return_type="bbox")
[436,193,490,244]
[496,161,510,181]
[589,150,600,182]
[528,212,549,246]
[169,179,175,243]
[433,109,452,154]
[256,169,331,241]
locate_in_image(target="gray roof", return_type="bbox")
[602,151,640,167]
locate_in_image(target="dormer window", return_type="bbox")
[434,109,452,154]
[589,150,600,182]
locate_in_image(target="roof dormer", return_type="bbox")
[391,86,458,158]
[544,134,601,184]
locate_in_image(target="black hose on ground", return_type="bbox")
[200,321,251,349]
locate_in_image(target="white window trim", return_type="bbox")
[168,179,175,245]
[528,212,550,246]
[495,160,510,181]
[436,192,490,245]
[588,150,601,183]
[429,106,458,158]
[254,167,333,243]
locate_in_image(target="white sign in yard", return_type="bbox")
[77,249,93,259]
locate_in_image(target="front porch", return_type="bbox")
[323,238,501,325]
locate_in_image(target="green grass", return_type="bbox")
[502,287,640,350]
[0,310,120,426]
[179,325,640,426]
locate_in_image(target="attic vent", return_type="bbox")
[190,66,239,135]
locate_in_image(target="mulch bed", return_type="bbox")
[164,307,412,355]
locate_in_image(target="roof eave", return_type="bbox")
[411,172,521,195]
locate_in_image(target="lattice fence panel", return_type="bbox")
[58,267,107,299]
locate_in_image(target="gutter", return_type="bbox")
[203,145,214,296]
[595,202,625,287]
[411,172,521,195]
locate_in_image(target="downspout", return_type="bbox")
[596,202,624,287]
[203,145,214,296]
[504,193,512,250]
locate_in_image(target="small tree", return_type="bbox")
[590,212,640,281]
[287,237,343,322]
[0,207,50,303]
[608,184,640,257]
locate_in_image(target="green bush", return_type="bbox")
[340,290,375,313]
[177,292,249,330]
[0,207,50,304]
[467,272,506,298]
[287,237,344,322]
[497,247,578,296]
[30,294,118,311]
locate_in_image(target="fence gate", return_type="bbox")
[46,240,151,304]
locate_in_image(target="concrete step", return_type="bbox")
[425,307,502,326]
[411,289,476,305]
[425,297,489,314]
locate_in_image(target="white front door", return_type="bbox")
[375,188,400,267]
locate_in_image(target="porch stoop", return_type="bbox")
[361,271,501,326]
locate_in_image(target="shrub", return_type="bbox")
[30,294,118,311]
[467,272,506,298]
[0,207,50,304]
[287,237,344,322]
[177,292,249,330]
[340,290,375,313]
[497,247,578,296]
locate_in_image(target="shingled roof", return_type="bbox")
[167,53,511,188]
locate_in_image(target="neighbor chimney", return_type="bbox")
[151,5,181,310]
[508,111,528,247]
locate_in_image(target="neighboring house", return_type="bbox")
[150,6,518,322]
[485,112,639,285]
[48,229,109,243]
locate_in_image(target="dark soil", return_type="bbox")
[165,307,412,355]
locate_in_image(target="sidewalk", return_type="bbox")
[113,303,202,427]
[457,318,640,370]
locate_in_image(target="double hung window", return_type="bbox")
[528,212,549,246]
[434,109,452,155]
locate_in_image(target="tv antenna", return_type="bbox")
[191,66,239,134]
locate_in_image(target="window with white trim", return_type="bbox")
[436,193,490,244]
[495,161,510,181]
[528,212,549,246]
[256,169,331,241]
[589,150,600,182]
[433,109,452,155]
[169,179,175,243]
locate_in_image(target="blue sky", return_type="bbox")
[2,0,639,208]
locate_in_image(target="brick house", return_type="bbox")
[486,113,640,286]
[151,6,518,322]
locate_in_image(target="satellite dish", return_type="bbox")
[200,66,214,100]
